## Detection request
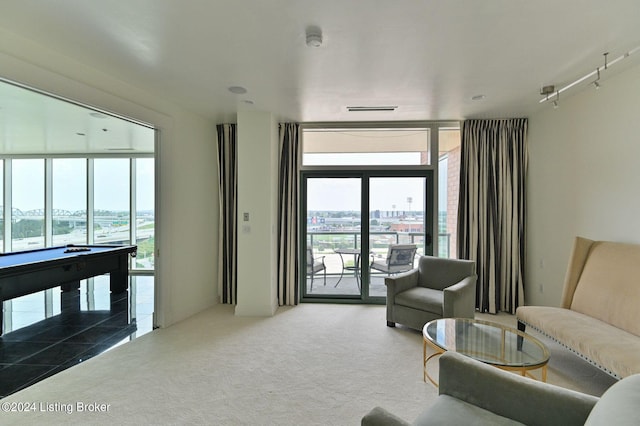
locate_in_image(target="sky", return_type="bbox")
[8,158,154,212]
[307,177,427,212]
[305,160,448,213]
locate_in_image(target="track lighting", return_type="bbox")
[540,47,639,106]
[552,92,559,109]
[592,69,601,89]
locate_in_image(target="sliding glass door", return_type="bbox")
[305,177,362,298]
[302,172,433,302]
[369,176,431,297]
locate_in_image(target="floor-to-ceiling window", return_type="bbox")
[300,124,455,303]
[52,158,87,246]
[11,159,45,250]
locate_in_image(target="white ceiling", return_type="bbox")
[0,80,156,155]
[1,0,640,128]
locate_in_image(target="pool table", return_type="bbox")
[0,244,137,335]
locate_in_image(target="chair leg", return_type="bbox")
[310,274,314,292]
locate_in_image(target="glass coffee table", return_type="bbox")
[422,318,549,386]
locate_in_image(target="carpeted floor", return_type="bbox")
[1,304,616,425]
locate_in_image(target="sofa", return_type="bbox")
[361,351,640,426]
[385,255,476,330]
[516,236,640,379]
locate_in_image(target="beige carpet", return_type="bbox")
[2,304,616,425]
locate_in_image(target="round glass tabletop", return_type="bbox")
[423,318,549,369]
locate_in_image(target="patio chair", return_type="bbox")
[306,247,326,291]
[370,244,417,275]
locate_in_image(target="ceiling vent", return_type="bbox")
[347,106,398,112]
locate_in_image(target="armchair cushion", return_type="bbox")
[394,287,443,314]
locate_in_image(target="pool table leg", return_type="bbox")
[110,258,129,294]
[60,280,81,292]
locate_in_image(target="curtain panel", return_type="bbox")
[277,123,301,306]
[216,123,238,304]
[458,118,528,314]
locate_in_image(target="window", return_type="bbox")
[12,159,45,250]
[52,159,87,246]
[94,159,130,243]
[300,123,458,303]
[303,128,430,166]
[135,158,155,270]
[1,157,154,272]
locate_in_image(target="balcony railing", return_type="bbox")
[307,231,450,258]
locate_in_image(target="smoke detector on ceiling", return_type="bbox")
[306,26,323,47]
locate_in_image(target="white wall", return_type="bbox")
[0,29,219,327]
[235,110,279,316]
[527,62,640,306]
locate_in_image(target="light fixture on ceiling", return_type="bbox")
[539,85,555,97]
[540,47,638,106]
[228,86,247,94]
[89,111,108,119]
[347,106,398,112]
[306,26,323,48]
[592,68,601,89]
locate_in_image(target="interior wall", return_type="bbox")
[0,28,219,328]
[526,62,640,307]
[235,110,279,316]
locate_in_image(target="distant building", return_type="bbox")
[389,221,423,233]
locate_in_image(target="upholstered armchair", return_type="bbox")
[385,255,476,330]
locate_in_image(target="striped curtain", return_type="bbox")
[277,123,301,306]
[216,124,237,304]
[458,119,528,314]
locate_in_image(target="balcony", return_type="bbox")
[306,231,451,297]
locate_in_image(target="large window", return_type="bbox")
[12,159,45,250]
[300,124,454,303]
[303,128,431,166]
[52,159,87,246]
[135,158,155,269]
[1,157,154,272]
[94,159,130,243]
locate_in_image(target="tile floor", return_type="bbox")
[0,275,154,398]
